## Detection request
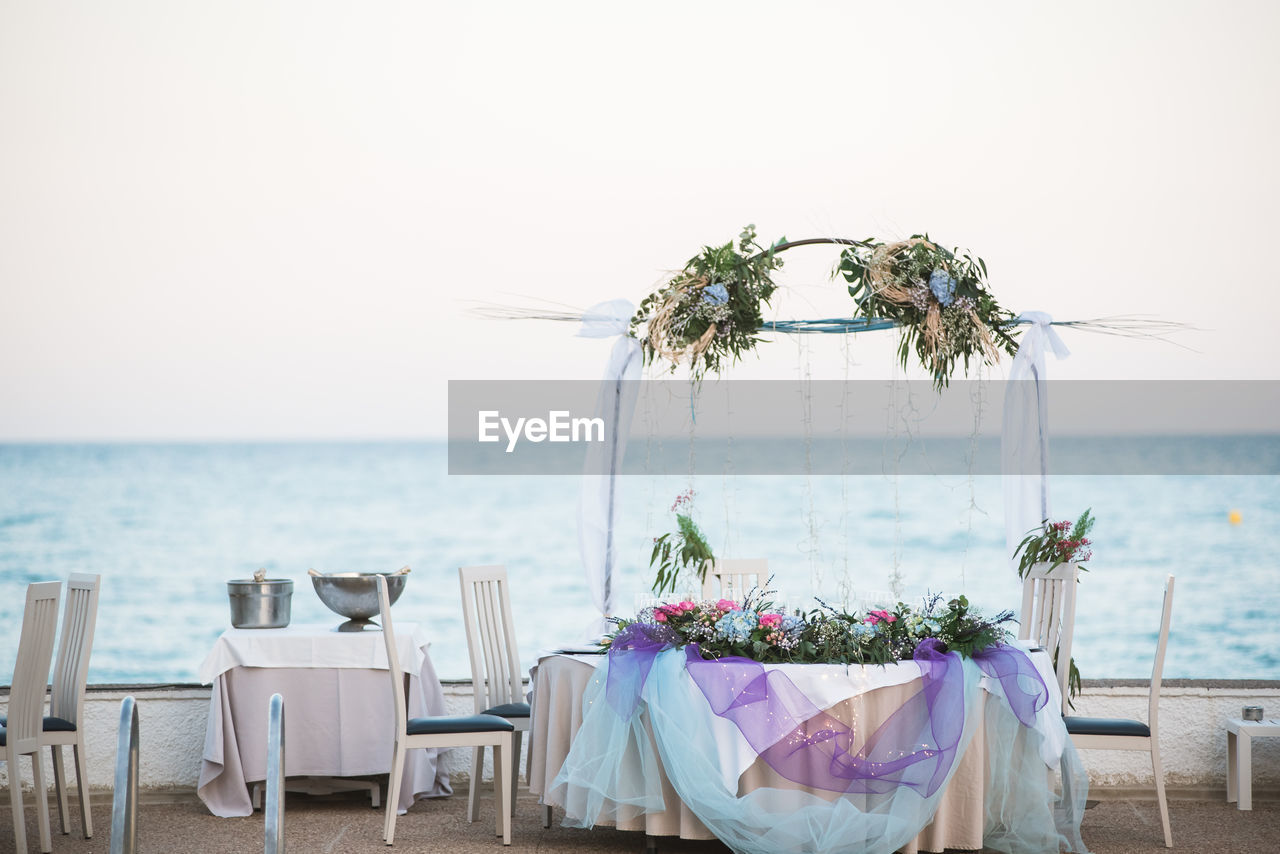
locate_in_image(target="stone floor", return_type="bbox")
[4,784,1277,853]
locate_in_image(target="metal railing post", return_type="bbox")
[109,696,139,854]
[265,692,285,854]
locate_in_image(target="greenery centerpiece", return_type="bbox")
[605,587,1014,666]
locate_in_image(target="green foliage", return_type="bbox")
[1053,647,1083,711]
[649,502,714,596]
[1012,508,1095,579]
[801,594,1015,665]
[605,590,1016,666]
[838,236,1019,388]
[1013,509,1096,704]
[630,225,785,381]
[629,228,1020,387]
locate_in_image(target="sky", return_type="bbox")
[2,1,1278,441]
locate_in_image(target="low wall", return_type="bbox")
[2,679,1278,797]
[1069,680,1280,790]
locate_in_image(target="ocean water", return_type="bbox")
[1,441,1277,685]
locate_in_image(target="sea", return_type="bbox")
[1,440,1277,685]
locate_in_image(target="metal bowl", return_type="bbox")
[311,572,406,631]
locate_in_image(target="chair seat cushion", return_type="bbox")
[1063,716,1151,738]
[0,715,77,733]
[482,702,531,719]
[406,714,514,735]
[0,726,5,747]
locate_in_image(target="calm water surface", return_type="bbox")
[1,441,1276,684]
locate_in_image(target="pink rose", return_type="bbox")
[678,601,695,612]
[654,611,667,622]
[759,613,783,628]
[716,599,737,611]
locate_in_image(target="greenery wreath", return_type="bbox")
[628,225,786,382]
[629,226,1019,388]
[838,235,1019,386]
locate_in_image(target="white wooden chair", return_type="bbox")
[1065,575,1175,848]
[45,573,101,839]
[1018,562,1079,715]
[700,558,768,601]
[458,565,529,823]
[376,575,513,846]
[2,581,63,854]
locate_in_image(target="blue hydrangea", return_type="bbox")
[850,622,876,640]
[714,609,758,643]
[928,269,956,307]
[702,282,730,305]
[780,614,804,635]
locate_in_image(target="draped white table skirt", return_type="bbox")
[529,650,1073,854]
[197,623,451,817]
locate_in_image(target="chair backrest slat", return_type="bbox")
[51,573,101,724]
[459,565,524,712]
[1148,575,1176,732]
[1018,563,1078,715]
[701,558,768,601]
[8,581,62,753]
[479,581,504,703]
[376,576,408,736]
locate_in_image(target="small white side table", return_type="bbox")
[1226,717,1280,810]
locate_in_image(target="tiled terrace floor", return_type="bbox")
[6,784,1278,853]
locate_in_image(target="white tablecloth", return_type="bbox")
[197,623,450,817]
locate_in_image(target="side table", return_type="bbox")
[1226,717,1280,810]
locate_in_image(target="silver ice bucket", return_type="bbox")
[227,579,294,629]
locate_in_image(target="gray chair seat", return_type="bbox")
[0,716,76,733]
[406,714,514,736]
[482,702,531,718]
[1064,716,1151,738]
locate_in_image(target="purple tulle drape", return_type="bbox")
[972,643,1049,727]
[605,630,1049,798]
[684,638,965,796]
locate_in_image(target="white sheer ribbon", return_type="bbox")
[577,300,642,638]
[1002,312,1070,569]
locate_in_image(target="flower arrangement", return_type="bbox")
[629,225,786,381]
[1012,509,1095,579]
[605,588,1014,666]
[648,489,715,596]
[837,236,1019,388]
[802,594,1014,665]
